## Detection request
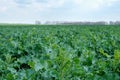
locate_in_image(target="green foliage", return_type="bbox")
[0,25,120,80]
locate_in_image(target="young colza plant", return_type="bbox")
[0,24,120,80]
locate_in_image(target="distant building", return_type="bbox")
[115,21,120,25]
[35,21,41,24]
[42,21,120,25]
[109,21,120,25]
[44,21,108,25]
[109,21,114,25]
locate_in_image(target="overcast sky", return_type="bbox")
[0,0,120,23]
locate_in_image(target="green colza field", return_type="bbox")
[0,24,120,80]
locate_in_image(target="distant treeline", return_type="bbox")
[35,21,120,25]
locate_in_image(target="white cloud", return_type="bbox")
[73,0,119,10]
[0,0,17,12]
[0,0,66,12]
[0,0,7,12]
[27,0,66,11]
[0,7,7,12]
[0,0,119,23]
[12,0,66,11]
[0,0,119,12]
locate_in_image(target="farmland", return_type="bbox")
[0,24,120,80]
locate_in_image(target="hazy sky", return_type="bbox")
[0,0,120,23]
